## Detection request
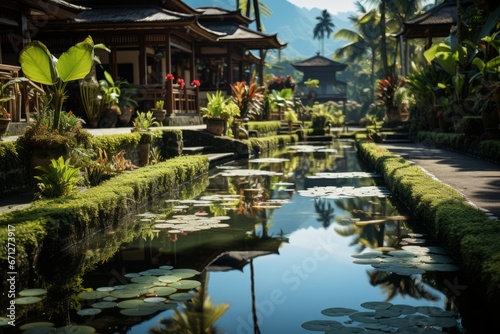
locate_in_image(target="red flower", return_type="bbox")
[178,78,185,89]
[165,73,174,81]
[191,80,200,87]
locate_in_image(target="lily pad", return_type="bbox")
[110,289,143,299]
[19,322,55,331]
[91,301,118,309]
[14,296,42,305]
[320,307,358,317]
[52,325,96,333]
[78,291,109,300]
[0,317,10,326]
[169,279,201,290]
[144,297,166,303]
[19,288,47,297]
[169,292,195,301]
[158,275,181,283]
[117,299,147,308]
[361,301,392,310]
[147,286,177,297]
[131,276,159,284]
[301,320,343,331]
[77,308,102,316]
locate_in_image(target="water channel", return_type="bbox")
[3,139,472,334]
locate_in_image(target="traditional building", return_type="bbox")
[292,54,347,106]
[0,0,286,124]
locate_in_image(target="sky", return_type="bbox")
[286,0,360,15]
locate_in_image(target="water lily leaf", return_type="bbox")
[22,328,56,334]
[388,304,416,315]
[77,308,102,316]
[19,288,48,297]
[117,299,146,309]
[158,275,181,283]
[78,291,109,300]
[301,320,343,331]
[0,317,10,326]
[130,276,159,284]
[95,287,114,292]
[349,311,379,323]
[361,301,392,310]
[91,301,117,309]
[52,325,96,333]
[169,279,201,289]
[169,292,195,301]
[171,268,201,275]
[159,265,174,270]
[320,307,358,317]
[110,289,143,299]
[14,296,42,305]
[147,286,177,297]
[19,322,54,331]
[144,297,166,303]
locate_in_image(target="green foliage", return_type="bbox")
[34,156,83,199]
[18,36,108,131]
[356,137,500,306]
[201,90,240,120]
[133,111,160,131]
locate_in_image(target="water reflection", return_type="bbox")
[1,140,470,333]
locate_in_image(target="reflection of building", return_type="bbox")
[292,54,347,105]
[0,0,286,122]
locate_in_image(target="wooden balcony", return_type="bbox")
[134,81,200,116]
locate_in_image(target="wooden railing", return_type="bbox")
[0,64,44,122]
[134,82,199,116]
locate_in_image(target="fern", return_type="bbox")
[34,156,83,199]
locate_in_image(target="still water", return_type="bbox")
[4,140,467,334]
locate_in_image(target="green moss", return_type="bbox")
[356,135,500,306]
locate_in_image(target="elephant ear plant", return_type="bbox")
[19,35,109,131]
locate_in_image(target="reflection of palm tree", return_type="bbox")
[149,272,229,334]
[368,270,440,302]
[314,198,335,228]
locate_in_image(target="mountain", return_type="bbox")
[183,0,356,61]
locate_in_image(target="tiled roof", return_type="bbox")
[73,6,194,23]
[201,21,285,49]
[400,0,475,38]
[292,55,347,70]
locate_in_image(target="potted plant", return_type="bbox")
[0,108,11,139]
[117,79,138,126]
[132,110,160,166]
[230,75,264,121]
[0,77,28,138]
[98,70,121,128]
[151,100,167,125]
[200,90,240,135]
[17,36,104,178]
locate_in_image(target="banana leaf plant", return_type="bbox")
[18,36,109,131]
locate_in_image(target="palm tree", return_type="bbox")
[237,0,273,85]
[313,10,335,56]
[333,5,382,101]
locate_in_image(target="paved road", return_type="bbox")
[378,141,500,219]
